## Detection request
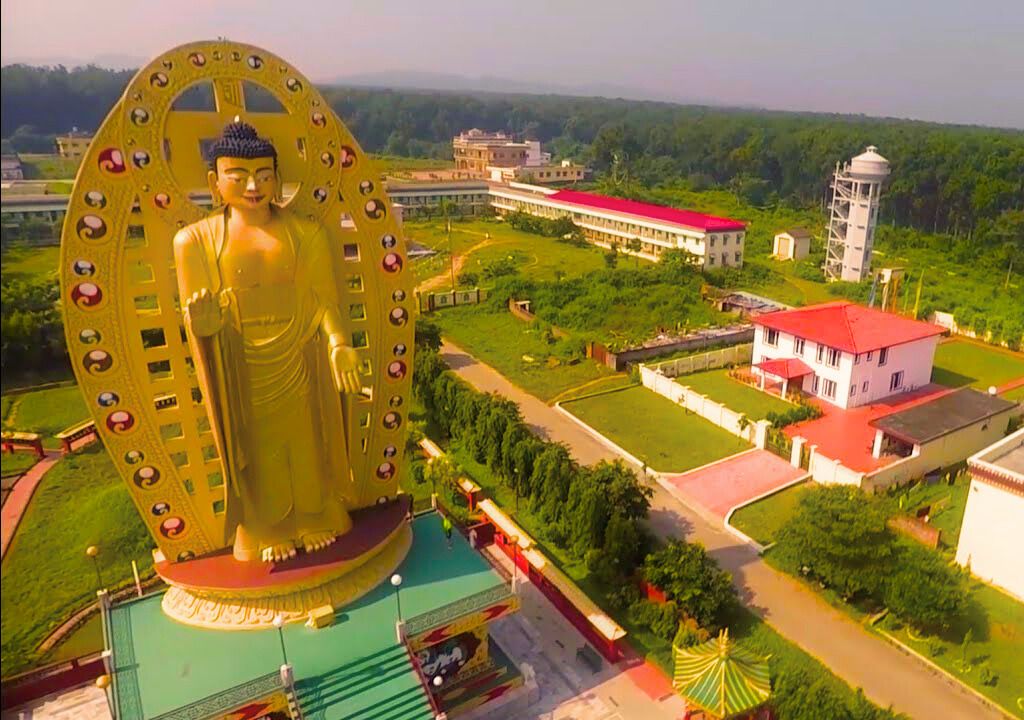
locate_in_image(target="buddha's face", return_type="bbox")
[209,156,277,210]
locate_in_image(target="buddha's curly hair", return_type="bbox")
[206,120,278,169]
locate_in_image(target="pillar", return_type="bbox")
[872,429,885,459]
[754,419,771,449]
[791,436,806,468]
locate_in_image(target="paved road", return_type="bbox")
[440,340,1008,720]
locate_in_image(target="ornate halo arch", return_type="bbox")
[60,40,414,562]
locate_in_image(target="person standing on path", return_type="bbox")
[442,515,454,549]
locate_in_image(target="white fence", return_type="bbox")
[646,343,753,378]
[640,363,768,448]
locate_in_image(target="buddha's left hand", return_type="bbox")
[329,342,361,394]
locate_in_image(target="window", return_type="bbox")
[764,328,779,347]
[735,252,742,262]
[863,381,869,393]
[854,354,860,365]
[708,255,716,266]
[866,351,873,362]
[723,235,729,245]
[822,379,837,399]
[794,337,805,355]
[826,348,841,368]
[812,375,820,394]
[816,344,825,363]
[889,371,904,391]
[710,236,716,247]
[850,384,857,397]
[879,347,889,366]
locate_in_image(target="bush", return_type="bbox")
[642,540,736,632]
[765,403,822,428]
[672,615,710,648]
[883,542,967,632]
[629,598,680,642]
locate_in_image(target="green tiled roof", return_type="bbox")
[672,629,771,719]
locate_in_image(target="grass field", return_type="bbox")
[676,368,794,420]
[2,452,39,477]
[0,444,154,676]
[729,482,811,545]
[445,441,902,718]
[879,581,1024,714]
[2,386,89,448]
[931,339,1024,390]
[0,243,61,283]
[562,385,750,472]
[407,217,613,287]
[17,153,81,180]
[435,306,614,402]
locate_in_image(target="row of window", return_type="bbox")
[764,329,889,369]
[707,252,743,266]
[809,370,904,402]
[708,233,743,247]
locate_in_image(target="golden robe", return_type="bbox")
[175,208,352,561]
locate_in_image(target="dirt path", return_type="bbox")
[415,237,493,293]
[439,339,1007,720]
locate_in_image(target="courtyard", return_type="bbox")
[674,367,794,420]
[561,385,750,473]
[931,338,1024,392]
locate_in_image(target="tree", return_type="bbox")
[642,540,736,631]
[603,249,619,269]
[775,486,893,599]
[884,543,968,631]
[414,318,442,352]
[626,237,643,267]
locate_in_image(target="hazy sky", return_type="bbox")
[2,0,1022,128]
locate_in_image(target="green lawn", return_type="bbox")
[0,243,61,283]
[407,217,613,286]
[17,153,81,179]
[435,306,615,402]
[729,482,811,545]
[562,385,750,472]
[879,582,1024,714]
[1003,385,1024,403]
[2,452,39,477]
[931,339,1024,391]
[730,474,971,550]
[3,386,89,448]
[0,444,155,676]
[676,368,794,420]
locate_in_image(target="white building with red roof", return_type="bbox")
[489,184,746,268]
[752,301,947,409]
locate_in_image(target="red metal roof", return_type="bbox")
[754,357,814,379]
[547,190,746,232]
[754,302,946,354]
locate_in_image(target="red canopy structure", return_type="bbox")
[752,357,813,397]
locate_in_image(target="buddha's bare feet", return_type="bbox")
[260,540,297,563]
[301,530,337,554]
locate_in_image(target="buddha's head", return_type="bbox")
[206,120,279,211]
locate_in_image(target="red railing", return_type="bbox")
[1,654,106,710]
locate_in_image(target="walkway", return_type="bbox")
[663,450,806,521]
[485,546,686,720]
[0,683,110,720]
[439,340,1005,720]
[1,450,61,559]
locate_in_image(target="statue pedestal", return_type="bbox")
[156,496,412,630]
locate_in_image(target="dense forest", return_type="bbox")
[3,63,1022,248]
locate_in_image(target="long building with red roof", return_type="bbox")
[488,183,747,269]
[751,301,947,409]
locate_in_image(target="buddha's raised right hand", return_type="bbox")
[185,288,225,337]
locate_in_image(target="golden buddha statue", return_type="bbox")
[173,121,361,563]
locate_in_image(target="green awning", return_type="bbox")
[672,629,771,719]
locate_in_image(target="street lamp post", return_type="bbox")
[391,573,403,622]
[86,545,104,589]
[272,614,288,666]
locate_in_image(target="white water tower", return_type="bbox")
[825,146,890,282]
